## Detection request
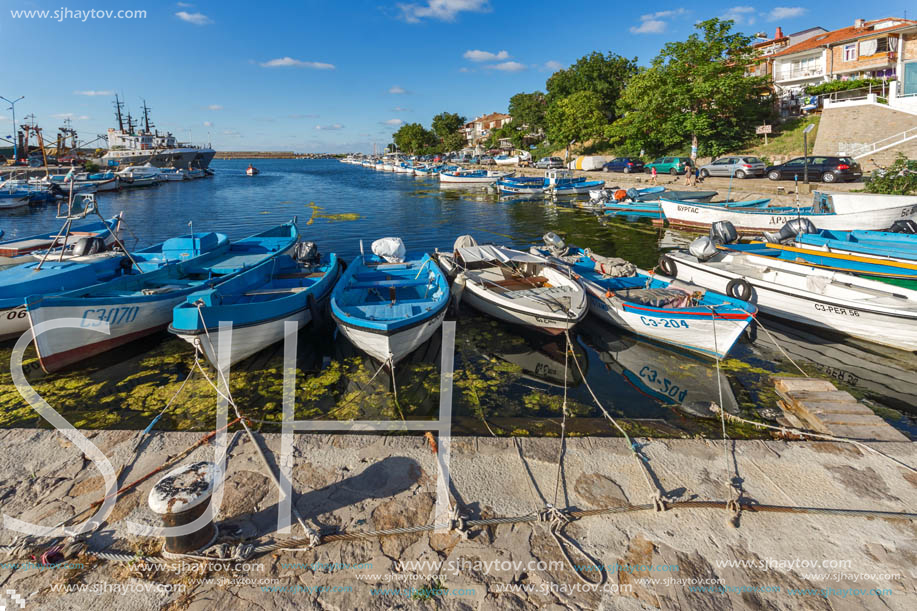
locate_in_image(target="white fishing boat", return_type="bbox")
[494,155,520,166]
[436,236,587,334]
[245,164,260,176]
[438,169,512,184]
[659,245,917,352]
[657,192,917,233]
[159,168,188,181]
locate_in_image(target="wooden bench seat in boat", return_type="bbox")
[274,272,325,279]
[346,279,429,290]
[0,231,104,257]
[491,276,550,291]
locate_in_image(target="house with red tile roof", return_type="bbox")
[748,26,828,78]
[770,17,917,100]
[462,113,512,145]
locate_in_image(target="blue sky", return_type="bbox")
[1,1,911,152]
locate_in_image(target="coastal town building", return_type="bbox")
[768,17,917,113]
[462,112,512,145]
[748,26,828,78]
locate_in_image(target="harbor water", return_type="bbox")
[1,159,914,437]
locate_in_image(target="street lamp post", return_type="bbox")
[0,95,25,160]
[803,123,815,185]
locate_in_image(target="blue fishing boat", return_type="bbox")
[0,215,124,268]
[605,195,768,219]
[330,238,450,364]
[0,228,229,341]
[531,233,755,359]
[26,221,299,372]
[170,242,343,367]
[497,170,603,195]
[793,227,917,261]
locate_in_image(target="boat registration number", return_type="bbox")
[80,306,140,327]
[639,366,688,402]
[813,303,860,317]
[5,307,27,320]
[640,316,689,329]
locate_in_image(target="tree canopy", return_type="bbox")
[545,52,638,120]
[545,90,608,150]
[508,91,547,133]
[392,123,437,154]
[609,18,773,158]
[431,112,466,152]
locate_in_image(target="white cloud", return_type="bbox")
[203,121,213,127]
[383,119,404,126]
[314,124,344,130]
[486,61,526,72]
[74,90,113,96]
[463,49,509,62]
[260,57,335,69]
[397,0,491,23]
[222,129,241,137]
[630,8,687,34]
[388,86,407,94]
[175,11,212,25]
[207,104,223,111]
[722,6,756,25]
[458,67,471,73]
[391,106,411,112]
[51,113,90,120]
[544,60,563,71]
[176,2,194,7]
[768,6,806,21]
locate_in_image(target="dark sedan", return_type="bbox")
[603,157,645,174]
[765,156,863,183]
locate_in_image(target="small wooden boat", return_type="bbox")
[170,242,342,367]
[27,221,299,372]
[245,164,260,176]
[0,227,229,342]
[160,168,188,181]
[0,214,124,268]
[494,155,520,166]
[657,192,917,233]
[330,238,450,364]
[792,227,917,261]
[439,169,512,184]
[531,234,754,358]
[436,236,587,334]
[661,243,917,352]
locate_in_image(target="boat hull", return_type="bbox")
[657,200,917,233]
[173,306,313,367]
[334,308,447,363]
[664,254,917,352]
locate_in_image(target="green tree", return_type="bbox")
[485,123,524,150]
[545,52,638,119]
[431,112,467,152]
[545,90,608,150]
[609,18,773,158]
[508,91,547,134]
[393,123,437,154]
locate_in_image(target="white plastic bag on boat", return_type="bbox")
[371,237,406,263]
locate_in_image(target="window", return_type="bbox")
[843,44,857,62]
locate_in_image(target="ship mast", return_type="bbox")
[141,99,153,134]
[113,94,125,131]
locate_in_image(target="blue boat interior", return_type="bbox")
[333,254,448,331]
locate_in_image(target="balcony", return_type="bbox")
[775,68,824,83]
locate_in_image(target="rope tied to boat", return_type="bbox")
[750,312,809,377]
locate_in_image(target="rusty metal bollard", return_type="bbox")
[148,461,217,554]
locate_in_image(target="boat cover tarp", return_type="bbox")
[456,245,543,264]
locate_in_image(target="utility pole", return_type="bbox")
[0,95,25,160]
[803,123,815,185]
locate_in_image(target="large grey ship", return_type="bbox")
[100,96,215,169]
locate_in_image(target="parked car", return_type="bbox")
[645,157,691,175]
[479,155,495,166]
[765,156,862,183]
[698,156,766,179]
[535,156,565,169]
[602,157,645,174]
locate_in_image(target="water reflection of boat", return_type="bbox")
[748,318,917,412]
[579,318,739,418]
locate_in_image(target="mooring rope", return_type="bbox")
[750,312,809,377]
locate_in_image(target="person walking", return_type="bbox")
[683,162,693,186]
[650,165,657,185]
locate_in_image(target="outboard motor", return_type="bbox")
[542,232,568,257]
[71,236,105,257]
[888,219,917,234]
[294,241,320,265]
[762,218,817,244]
[689,236,718,262]
[709,221,739,246]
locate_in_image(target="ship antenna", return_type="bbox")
[114,94,124,131]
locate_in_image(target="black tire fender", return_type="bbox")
[658,255,677,277]
[726,278,753,301]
